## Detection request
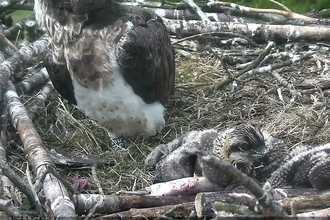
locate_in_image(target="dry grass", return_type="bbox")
[9,41,330,196]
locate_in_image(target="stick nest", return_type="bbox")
[9,41,330,195]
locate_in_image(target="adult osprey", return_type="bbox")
[34,0,175,142]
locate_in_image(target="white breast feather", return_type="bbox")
[72,49,165,138]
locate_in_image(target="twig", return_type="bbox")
[15,67,49,94]
[202,155,288,217]
[208,41,275,93]
[92,165,104,195]
[183,0,210,22]
[0,148,43,216]
[0,35,49,100]
[211,1,317,23]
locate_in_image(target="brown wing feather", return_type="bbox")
[116,13,175,105]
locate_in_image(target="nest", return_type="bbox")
[7,40,328,197]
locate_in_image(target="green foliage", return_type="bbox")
[159,0,329,13]
[11,10,33,23]
[224,0,328,14]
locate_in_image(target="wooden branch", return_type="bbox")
[184,0,210,22]
[297,207,330,217]
[0,35,49,101]
[146,176,224,196]
[0,198,30,218]
[163,18,330,43]
[202,155,288,217]
[94,202,195,219]
[238,51,316,81]
[15,68,49,95]
[34,80,54,100]
[209,1,317,23]
[0,32,18,59]
[124,1,287,23]
[281,192,330,214]
[208,41,275,93]
[194,188,320,218]
[47,146,115,168]
[74,194,195,215]
[0,102,24,218]
[4,80,77,218]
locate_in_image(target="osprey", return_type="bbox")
[34,0,175,143]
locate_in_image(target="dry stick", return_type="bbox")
[163,18,330,42]
[0,35,49,100]
[35,80,54,100]
[238,50,317,81]
[25,80,54,121]
[172,32,259,47]
[91,165,104,195]
[210,1,317,23]
[184,0,210,22]
[124,1,285,23]
[0,32,18,58]
[195,188,320,218]
[94,202,195,220]
[0,198,31,218]
[0,105,31,218]
[213,201,253,216]
[208,41,275,93]
[271,70,299,102]
[297,207,330,217]
[0,143,43,216]
[74,193,195,215]
[4,81,77,218]
[281,192,330,214]
[15,68,49,94]
[202,155,288,217]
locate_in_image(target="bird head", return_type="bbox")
[215,124,269,170]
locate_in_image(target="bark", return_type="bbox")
[281,192,330,214]
[0,32,18,58]
[184,0,210,22]
[195,188,320,218]
[202,155,288,217]
[0,35,49,102]
[208,1,317,23]
[34,80,54,101]
[74,193,194,215]
[4,81,77,218]
[94,202,195,219]
[0,199,31,218]
[146,176,224,196]
[297,207,330,218]
[163,18,330,44]
[15,68,49,95]
[123,1,287,23]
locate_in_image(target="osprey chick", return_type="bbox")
[145,124,268,188]
[34,0,175,140]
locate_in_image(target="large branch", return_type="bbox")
[4,81,77,218]
[163,18,330,43]
[74,194,194,215]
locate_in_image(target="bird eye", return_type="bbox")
[239,145,249,151]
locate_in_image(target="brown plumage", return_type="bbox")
[35,0,175,138]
